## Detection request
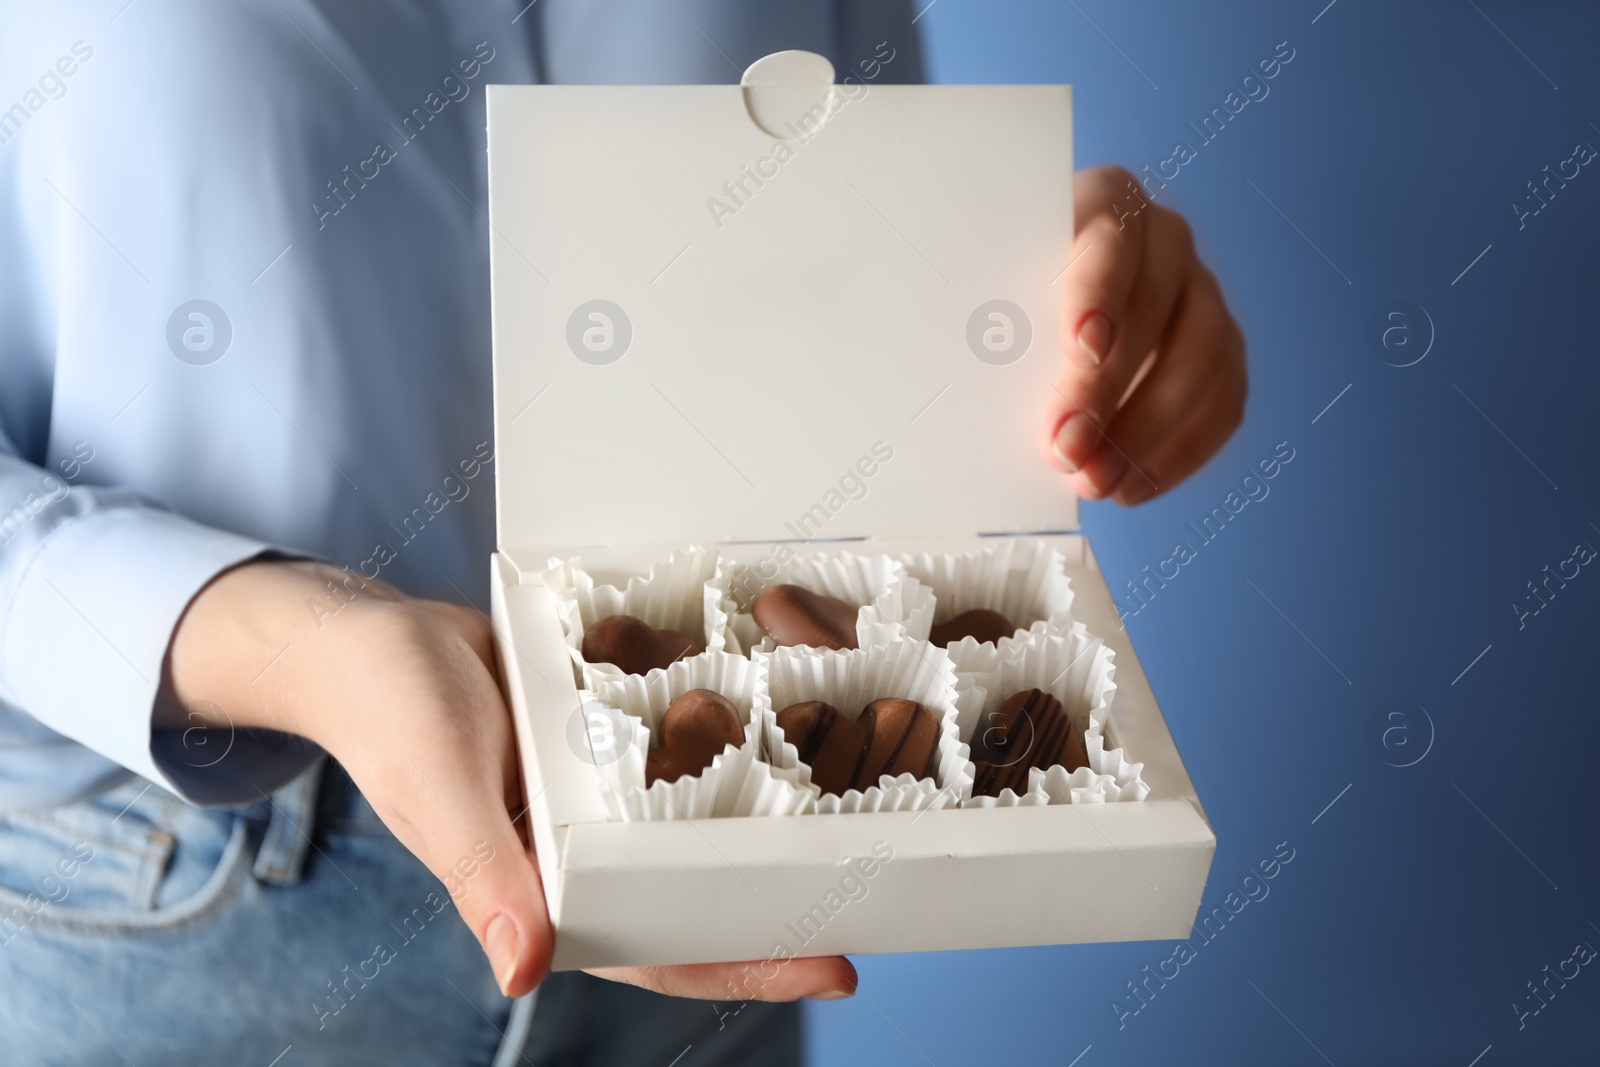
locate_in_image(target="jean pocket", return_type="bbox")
[0,778,249,940]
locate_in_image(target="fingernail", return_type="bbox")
[807,988,854,1000]
[1052,414,1099,473]
[486,914,519,996]
[1076,311,1113,366]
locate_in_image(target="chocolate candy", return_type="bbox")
[970,688,1087,798]
[751,584,858,650]
[929,609,1015,648]
[581,614,700,676]
[775,697,940,796]
[774,701,862,796]
[858,698,941,786]
[645,689,744,785]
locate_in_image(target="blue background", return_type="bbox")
[808,2,1600,1064]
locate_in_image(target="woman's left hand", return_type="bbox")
[1041,165,1248,505]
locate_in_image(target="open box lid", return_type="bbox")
[488,52,1077,561]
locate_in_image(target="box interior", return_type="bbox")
[491,537,1214,967]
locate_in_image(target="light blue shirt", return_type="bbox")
[0,0,922,807]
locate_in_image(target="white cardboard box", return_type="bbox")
[486,54,1215,971]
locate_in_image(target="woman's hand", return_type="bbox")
[1042,165,1248,504]
[167,559,857,1001]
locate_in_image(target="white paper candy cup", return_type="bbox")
[719,551,935,654]
[591,653,814,821]
[960,620,1145,807]
[1037,764,1146,805]
[755,641,971,814]
[1074,715,1150,803]
[961,777,1051,809]
[543,545,729,689]
[897,540,1076,675]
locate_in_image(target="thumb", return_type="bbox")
[350,731,554,997]
[398,603,555,997]
[436,800,554,998]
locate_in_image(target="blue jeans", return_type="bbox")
[0,761,799,1066]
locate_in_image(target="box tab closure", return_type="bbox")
[741,49,839,137]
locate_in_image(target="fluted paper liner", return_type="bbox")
[960,621,1147,807]
[544,545,732,689]
[719,552,935,655]
[756,642,971,814]
[898,540,1076,675]
[590,653,815,821]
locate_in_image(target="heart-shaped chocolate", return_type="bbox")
[929,608,1015,648]
[751,584,859,650]
[645,689,743,785]
[776,697,939,796]
[970,688,1087,797]
[581,614,701,676]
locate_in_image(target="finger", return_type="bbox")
[1115,374,1245,505]
[447,811,553,999]
[357,739,553,998]
[336,618,554,999]
[1040,169,1145,473]
[441,671,552,998]
[1047,204,1194,474]
[1059,270,1232,502]
[1061,165,1147,373]
[590,955,859,1002]
[420,721,553,998]
[1099,272,1246,504]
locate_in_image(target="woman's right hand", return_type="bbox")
[165,559,857,1001]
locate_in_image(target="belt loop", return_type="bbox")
[252,757,327,887]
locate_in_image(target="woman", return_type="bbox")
[0,1,1244,1063]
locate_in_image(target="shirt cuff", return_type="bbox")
[0,504,324,805]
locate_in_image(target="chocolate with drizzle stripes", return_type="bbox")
[775,698,940,797]
[970,688,1088,798]
[854,698,940,789]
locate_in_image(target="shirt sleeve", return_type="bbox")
[0,6,347,805]
[0,459,320,804]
